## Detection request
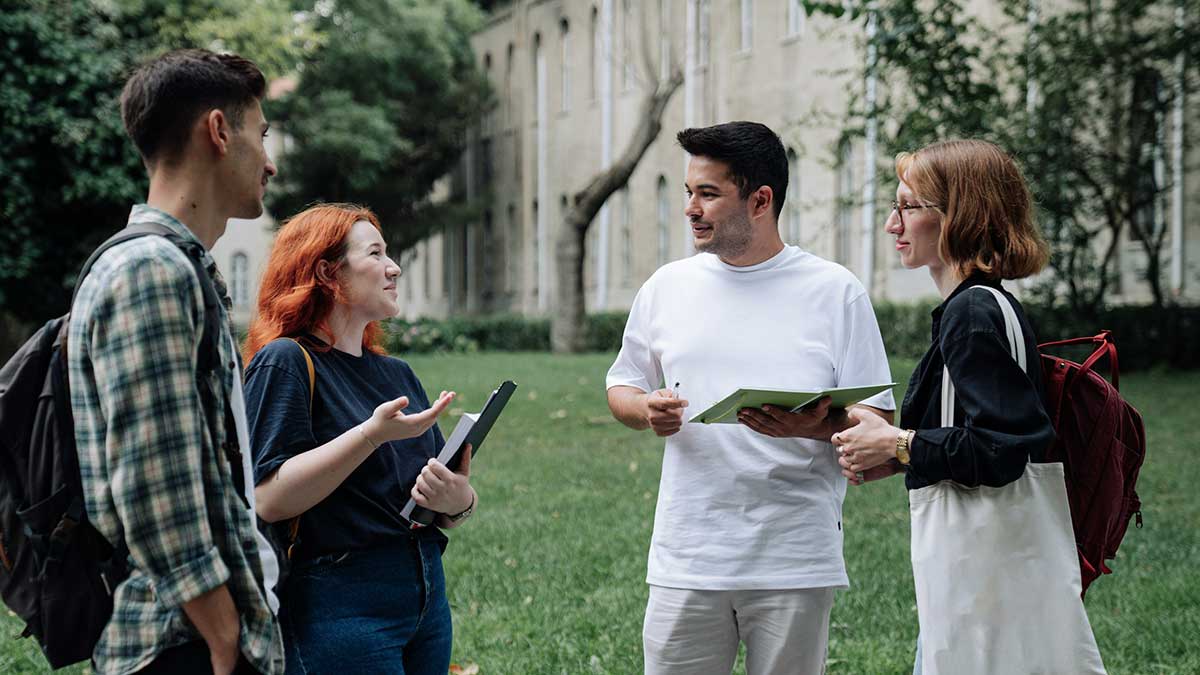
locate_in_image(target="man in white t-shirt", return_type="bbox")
[606,121,896,675]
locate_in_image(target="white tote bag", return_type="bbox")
[909,285,1106,675]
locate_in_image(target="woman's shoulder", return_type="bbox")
[941,283,1014,341]
[247,337,313,374]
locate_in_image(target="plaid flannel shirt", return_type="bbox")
[67,205,283,675]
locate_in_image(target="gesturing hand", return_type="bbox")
[737,396,839,441]
[364,390,455,444]
[645,389,689,437]
[411,444,474,515]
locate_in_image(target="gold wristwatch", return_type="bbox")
[895,429,915,466]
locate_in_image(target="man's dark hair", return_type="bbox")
[677,121,789,219]
[120,48,267,165]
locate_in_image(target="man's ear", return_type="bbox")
[751,186,774,220]
[205,109,231,156]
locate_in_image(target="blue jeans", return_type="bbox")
[280,538,452,675]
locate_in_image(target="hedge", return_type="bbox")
[384,304,1200,372]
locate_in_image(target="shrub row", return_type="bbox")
[384,304,1200,371]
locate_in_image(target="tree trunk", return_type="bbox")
[550,67,684,353]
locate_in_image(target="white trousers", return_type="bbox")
[643,585,835,675]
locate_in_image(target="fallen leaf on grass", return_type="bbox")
[527,390,539,400]
[449,663,480,675]
[549,409,568,419]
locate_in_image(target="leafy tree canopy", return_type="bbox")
[266,0,492,252]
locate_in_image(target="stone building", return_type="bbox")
[230,1,1198,328]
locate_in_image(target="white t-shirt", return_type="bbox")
[229,335,281,614]
[606,246,895,591]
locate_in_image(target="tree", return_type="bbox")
[829,0,1200,313]
[0,0,315,358]
[266,0,492,253]
[0,1,145,330]
[550,7,684,353]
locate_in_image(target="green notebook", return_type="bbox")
[687,383,895,425]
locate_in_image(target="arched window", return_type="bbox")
[560,19,571,112]
[532,32,542,122]
[657,176,670,266]
[621,0,634,89]
[590,6,600,101]
[504,43,514,127]
[788,0,807,37]
[739,0,753,52]
[531,199,540,299]
[621,188,633,282]
[230,252,249,307]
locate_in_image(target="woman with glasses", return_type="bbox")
[827,140,1106,674]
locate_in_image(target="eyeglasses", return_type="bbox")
[890,200,942,227]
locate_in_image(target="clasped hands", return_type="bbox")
[646,389,904,486]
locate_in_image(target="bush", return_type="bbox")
[381,303,1200,371]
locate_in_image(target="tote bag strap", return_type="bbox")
[940,285,1026,427]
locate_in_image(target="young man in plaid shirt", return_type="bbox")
[67,49,283,675]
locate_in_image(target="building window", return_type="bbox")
[1131,67,1166,243]
[658,0,670,80]
[739,0,753,52]
[622,0,635,90]
[230,252,249,308]
[560,19,571,112]
[590,6,600,101]
[621,188,633,284]
[505,43,514,128]
[786,148,801,243]
[787,0,806,37]
[423,239,431,300]
[506,203,518,293]
[836,140,855,265]
[482,210,495,303]
[532,33,542,122]
[482,52,494,135]
[657,176,670,266]
[531,199,539,300]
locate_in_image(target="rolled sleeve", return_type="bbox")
[152,545,231,608]
[87,248,226,603]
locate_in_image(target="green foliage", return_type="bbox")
[0,0,313,324]
[384,302,1200,371]
[0,0,145,322]
[267,0,492,253]
[834,0,1200,312]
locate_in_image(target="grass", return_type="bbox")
[2,353,1195,674]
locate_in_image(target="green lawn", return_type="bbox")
[3,353,1195,674]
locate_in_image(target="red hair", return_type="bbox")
[243,203,388,364]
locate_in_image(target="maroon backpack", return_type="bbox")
[1039,331,1145,597]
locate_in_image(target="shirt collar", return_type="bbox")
[127,204,206,250]
[930,271,1001,333]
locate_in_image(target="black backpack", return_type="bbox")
[0,222,229,669]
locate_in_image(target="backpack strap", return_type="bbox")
[283,339,316,559]
[940,285,1026,427]
[76,223,241,508]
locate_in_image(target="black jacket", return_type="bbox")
[902,275,1056,490]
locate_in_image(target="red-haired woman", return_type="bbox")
[242,203,474,675]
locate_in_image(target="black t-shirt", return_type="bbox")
[244,336,447,559]
[901,275,1055,490]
